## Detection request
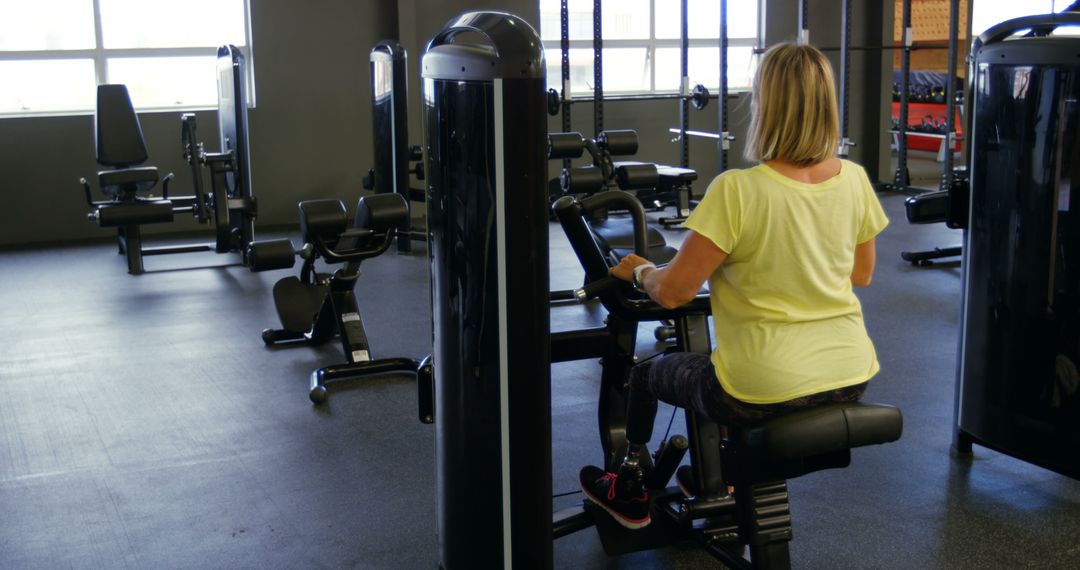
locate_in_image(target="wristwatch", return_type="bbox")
[632,262,657,291]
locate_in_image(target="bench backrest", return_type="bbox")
[95,84,148,168]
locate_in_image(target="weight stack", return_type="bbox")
[422,11,552,570]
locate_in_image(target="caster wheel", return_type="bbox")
[261,329,276,346]
[310,386,327,404]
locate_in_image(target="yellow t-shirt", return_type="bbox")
[682,160,889,404]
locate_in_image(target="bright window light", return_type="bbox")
[0,0,252,117]
[0,0,95,50]
[540,0,760,95]
[0,59,96,113]
[971,1,1071,37]
[99,0,246,49]
[108,56,218,108]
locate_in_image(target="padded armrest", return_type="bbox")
[593,218,667,252]
[741,402,903,462]
[611,245,677,265]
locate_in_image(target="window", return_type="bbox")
[538,0,761,95]
[0,0,252,116]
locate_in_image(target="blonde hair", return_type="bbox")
[744,43,839,166]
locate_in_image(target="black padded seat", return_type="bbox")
[98,167,159,197]
[730,402,903,483]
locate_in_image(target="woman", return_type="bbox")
[580,42,889,530]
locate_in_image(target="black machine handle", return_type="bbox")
[427,11,541,60]
[576,191,649,256]
[976,12,1080,49]
[313,230,396,265]
[571,275,620,303]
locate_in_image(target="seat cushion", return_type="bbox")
[741,402,903,462]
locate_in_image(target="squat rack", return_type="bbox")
[891,0,963,192]
[553,0,731,175]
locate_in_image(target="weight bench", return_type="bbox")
[262,192,428,403]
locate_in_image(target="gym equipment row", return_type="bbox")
[80,46,295,275]
[419,12,903,569]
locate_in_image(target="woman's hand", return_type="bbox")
[609,253,650,282]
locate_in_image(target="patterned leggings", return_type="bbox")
[628,351,868,428]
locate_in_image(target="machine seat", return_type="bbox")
[730,402,903,483]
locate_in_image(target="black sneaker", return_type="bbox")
[579,465,651,529]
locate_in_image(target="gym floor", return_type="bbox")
[3,162,1080,568]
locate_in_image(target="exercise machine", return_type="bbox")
[81,45,295,275]
[260,192,428,404]
[952,11,1080,480]
[361,40,426,254]
[552,191,903,568]
[422,11,903,569]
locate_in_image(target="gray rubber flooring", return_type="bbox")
[2,184,1080,568]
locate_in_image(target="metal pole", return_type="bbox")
[561,0,571,171]
[798,0,810,45]
[719,0,728,171]
[593,0,603,136]
[942,0,960,190]
[838,0,853,157]
[895,0,912,188]
[679,0,689,167]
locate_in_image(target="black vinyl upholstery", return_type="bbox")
[355,193,409,232]
[732,402,904,482]
[299,199,349,246]
[95,85,149,168]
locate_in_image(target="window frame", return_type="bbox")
[0,0,255,118]
[542,0,763,96]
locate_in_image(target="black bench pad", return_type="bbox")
[733,402,903,482]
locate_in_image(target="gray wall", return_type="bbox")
[0,0,892,248]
